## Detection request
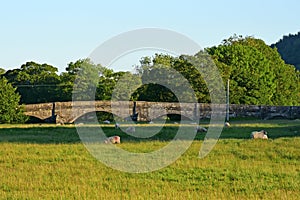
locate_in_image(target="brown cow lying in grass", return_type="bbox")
[104,136,121,144]
[250,130,268,139]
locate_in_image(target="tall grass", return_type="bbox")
[0,120,299,199]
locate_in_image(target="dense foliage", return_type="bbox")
[133,52,222,103]
[0,77,28,123]
[207,36,300,105]
[271,32,300,70]
[0,34,299,120]
[4,62,60,103]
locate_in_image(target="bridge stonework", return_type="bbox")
[24,103,54,121]
[24,101,300,124]
[24,101,201,124]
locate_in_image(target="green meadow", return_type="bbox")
[0,120,299,199]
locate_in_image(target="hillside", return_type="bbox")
[271,32,300,70]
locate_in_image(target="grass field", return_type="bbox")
[0,120,299,199]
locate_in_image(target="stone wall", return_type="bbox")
[198,104,300,120]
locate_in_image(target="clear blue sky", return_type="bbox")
[0,0,299,73]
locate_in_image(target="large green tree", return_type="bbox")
[133,55,178,102]
[207,35,300,106]
[60,58,123,101]
[60,58,102,101]
[102,71,142,101]
[0,77,28,123]
[134,53,217,103]
[4,62,60,103]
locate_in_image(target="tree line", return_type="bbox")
[271,31,300,70]
[0,35,299,123]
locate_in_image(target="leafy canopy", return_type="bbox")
[207,35,300,106]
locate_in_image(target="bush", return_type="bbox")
[0,77,28,123]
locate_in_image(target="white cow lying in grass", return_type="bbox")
[250,130,268,139]
[104,136,121,144]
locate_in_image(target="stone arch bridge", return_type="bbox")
[24,101,219,124]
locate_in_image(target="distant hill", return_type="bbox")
[271,32,300,70]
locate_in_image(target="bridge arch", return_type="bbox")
[71,110,126,124]
[149,112,194,122]
[24,114,45,120]
[25,114,46,123]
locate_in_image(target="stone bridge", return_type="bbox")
[24,101,300,124]
[24,101,211,124]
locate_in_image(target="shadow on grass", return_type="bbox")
[0,120,299,144]
[0,126,81,144]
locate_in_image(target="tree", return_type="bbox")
[4,62,60,103]
[271,32,300,70]
[58,58,103,101]
[103,71,142,101]
[96,69,124,101]
[134,54,215,103]
[173,53,214,103]
[0,77,28,123]
[207,35,300,106]
[0,68,5,75]
[133,55,179,102]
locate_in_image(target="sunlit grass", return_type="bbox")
[0,120,299,199]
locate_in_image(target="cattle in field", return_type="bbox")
[250,130,268,139]
[104,136,121,144]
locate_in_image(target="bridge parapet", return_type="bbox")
[24,101,200,123]
[24,103,54,120]
[24,101,300,124]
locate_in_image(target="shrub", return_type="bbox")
[0,77,28,123]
